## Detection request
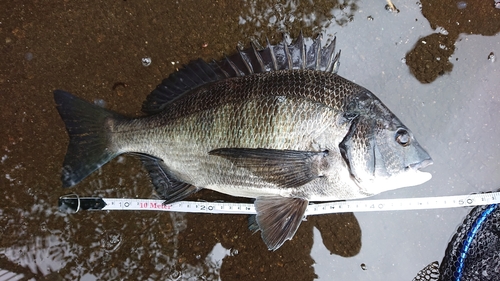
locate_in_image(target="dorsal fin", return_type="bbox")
[142,33,341,114]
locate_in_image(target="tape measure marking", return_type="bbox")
[58,192,500,215]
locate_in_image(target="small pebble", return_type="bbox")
[385,3,399,13]
[435,26,449,35]
[94,99,107,108]
[25,52,33,61]
[488,52,496,62]
[457,1,467,9]
[142,57,152,67]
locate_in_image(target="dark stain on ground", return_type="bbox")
[406,1,500,83]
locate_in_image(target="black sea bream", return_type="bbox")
[54,33,433,250]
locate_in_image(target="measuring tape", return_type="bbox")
[59,192,500,216]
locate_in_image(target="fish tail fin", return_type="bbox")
[54,90,123,188]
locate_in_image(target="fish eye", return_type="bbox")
[395,129,410,147]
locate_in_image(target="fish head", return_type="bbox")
[339,102,432,195]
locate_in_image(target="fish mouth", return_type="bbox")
[408,158,433,171]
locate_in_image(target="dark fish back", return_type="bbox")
[142,33,341,114]
[147,70,365,124]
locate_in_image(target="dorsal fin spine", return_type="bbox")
[224,55,243,77]
[326,37,337,73]
[297,31,306,70]
[251,42,266,73]
[267,37,278,71]
[283,35,292,70]
[210,59,230,78]
[314,35,322,71]
[332,50,341,74]
[237,49,254,74]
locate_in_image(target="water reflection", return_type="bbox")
[1,203,69,280]
[238,0,359,36]
[1,195,360,280]
[0,200,205,280]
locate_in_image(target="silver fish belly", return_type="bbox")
[54,33,433,250]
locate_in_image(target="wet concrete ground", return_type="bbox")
[1,0,499,280]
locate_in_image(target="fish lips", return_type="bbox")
[404,158,433,185]
[407,158,433,171]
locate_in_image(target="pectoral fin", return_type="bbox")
[253,196,308,251]
[137,154,200,204]
[209,148,328,188]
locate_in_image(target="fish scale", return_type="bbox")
[114,94,340,191]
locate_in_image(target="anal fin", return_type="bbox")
[137,154,200,204]
[253,196,308,251]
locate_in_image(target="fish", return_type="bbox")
[54,33,433,251]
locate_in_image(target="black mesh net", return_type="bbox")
[413,261,439,281]
[413,203,500,281]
